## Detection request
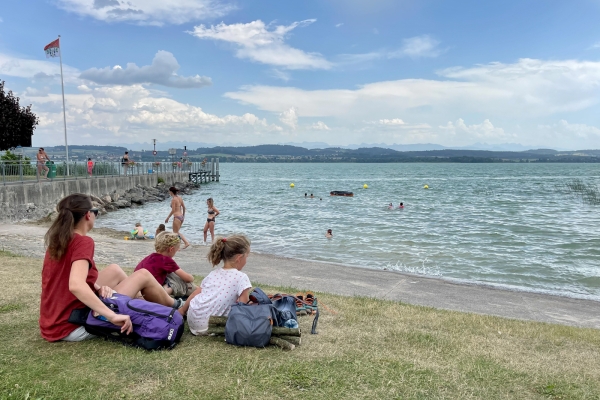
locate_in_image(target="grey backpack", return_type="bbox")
[225,303,277,347]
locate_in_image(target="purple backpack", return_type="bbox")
[84,293,184,350]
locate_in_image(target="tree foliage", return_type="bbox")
[0,149,30,163]
[0,81,39,151]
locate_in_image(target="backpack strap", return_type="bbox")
[310,307,319,335]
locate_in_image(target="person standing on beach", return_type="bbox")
[203,197,220,244]
[36,148,51,180]
[165,187,190,249]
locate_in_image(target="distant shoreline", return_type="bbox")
[12,144,600,163]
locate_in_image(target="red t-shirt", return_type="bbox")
[134,253,180,285]
[39,234,98,341]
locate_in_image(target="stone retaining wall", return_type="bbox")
[0,172,189,222]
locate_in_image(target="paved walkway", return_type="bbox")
[1,224,599,329]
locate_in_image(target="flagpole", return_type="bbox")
[57,35,69,175]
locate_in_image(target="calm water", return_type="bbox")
[97,163,600,300]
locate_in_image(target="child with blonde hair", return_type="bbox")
[134,232,194,296]
[132,222,147,240]
[178,235,252,335]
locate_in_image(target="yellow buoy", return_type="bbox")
[363,184,368,189]
[423,185,429,189]
[290,183,295,188]
[124,236,129,240]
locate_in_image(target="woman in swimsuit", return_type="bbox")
[203,197,220,244]
[165,187,190,249]
[37,148,51,180]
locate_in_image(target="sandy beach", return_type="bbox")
[1,222,599,329]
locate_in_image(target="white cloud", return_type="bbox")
[338,35,443,65]
[24,85,283,145]
[0,17,3,23]
[335,23,344,28]
[0,53,80,83]
[23,87,51,97]
[55,0,233,25]
[310,121,330,130]
[390,35,442,58]
[270,69,291,81]
[379,118,405,126]
[189,19,332,70]
[279,107,298,129]
[589,42,600,50]
[373,28,379,35]
[538,120,600,139]
[79,51,212,88]
[225,58,600,119]
[439,118,513,141]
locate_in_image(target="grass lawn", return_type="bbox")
[1,251,599,399]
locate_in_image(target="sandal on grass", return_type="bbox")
[295,292,308,315]
[305,291,318,315]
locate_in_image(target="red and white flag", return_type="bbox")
[44,39,60,58]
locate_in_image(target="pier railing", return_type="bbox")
[0,160,211,186]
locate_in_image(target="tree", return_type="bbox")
[0,81,39,151]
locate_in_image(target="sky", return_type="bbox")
[1,0,600,150]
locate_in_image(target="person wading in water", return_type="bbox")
[165,187,190,249]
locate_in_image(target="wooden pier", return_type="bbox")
[189,157,220,184]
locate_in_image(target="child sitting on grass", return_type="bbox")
[178,235,252,334]
[134,232,194,296]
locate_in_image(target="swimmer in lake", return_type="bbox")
[388,203,393,209]
[326,229,333,238]
[398,202,404,209]
[310,193,314,198]
[305,193,307,198]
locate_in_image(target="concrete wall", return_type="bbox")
[0,172,189,222]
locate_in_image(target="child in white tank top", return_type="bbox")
[178,235,252,335]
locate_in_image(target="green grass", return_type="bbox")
[1,255,600,399]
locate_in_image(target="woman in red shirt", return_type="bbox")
[40,193,183,342]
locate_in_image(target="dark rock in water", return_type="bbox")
[131,196,145,205]
[100,180,199,215]
[90,194,106,205]
[116,199,131,208]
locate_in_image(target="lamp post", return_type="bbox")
[152,139,156,164]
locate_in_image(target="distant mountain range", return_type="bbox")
[14,144,600,163]
[115,140,562,152]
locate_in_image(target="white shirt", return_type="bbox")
[187,267,251,335]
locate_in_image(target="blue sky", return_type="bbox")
[1,0,600,149]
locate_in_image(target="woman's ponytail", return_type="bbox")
[45,194,93,260]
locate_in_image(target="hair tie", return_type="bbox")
[222,238,227,242]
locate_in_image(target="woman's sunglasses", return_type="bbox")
[89,208,99,217]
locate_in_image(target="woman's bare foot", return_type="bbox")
[182,243,190,249]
